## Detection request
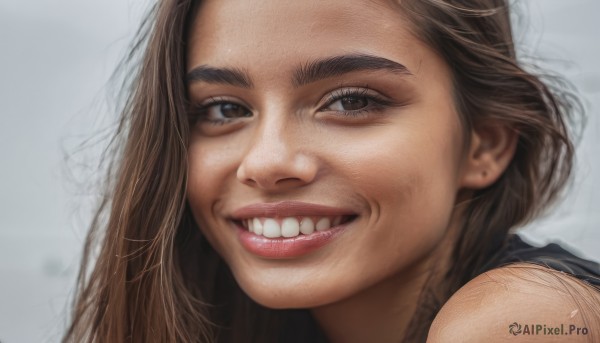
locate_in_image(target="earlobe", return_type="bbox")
[459,123,518,189]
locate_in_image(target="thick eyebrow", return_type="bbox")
[292,53,412,87]
[186,66,253,88]
[185,54,410,89]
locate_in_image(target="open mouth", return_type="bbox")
[232,215,358,238]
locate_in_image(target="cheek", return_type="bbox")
[186,136,241,245]
[325,116,464,252]
[328,119,462,203]
[187,134,242,198]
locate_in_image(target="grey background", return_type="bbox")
[0,0,598,342]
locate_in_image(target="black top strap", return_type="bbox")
[489,234,600,288]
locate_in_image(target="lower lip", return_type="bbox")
[235,222,350,259]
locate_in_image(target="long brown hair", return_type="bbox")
[64,0,580,342]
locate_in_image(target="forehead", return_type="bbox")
[187,0,431,76]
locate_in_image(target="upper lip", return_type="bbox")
[231,201,357,219]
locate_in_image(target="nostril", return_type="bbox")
[243,178,257,186]
[274,177,305,185]
[236,148,318,190]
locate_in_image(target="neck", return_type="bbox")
[310,264,431,343]
[310,211,464,343]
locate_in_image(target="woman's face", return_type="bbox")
[186,0,469,308]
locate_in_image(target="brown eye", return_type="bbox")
[340,96,369,111]
[318,88,392,119]
[219,103,252,118]
[325,95,371,113]
[194,101,253,124]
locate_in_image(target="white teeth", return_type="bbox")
[263,219,281,238]
[281,217,300,238]
[299,218,315,235]
[242,216,348,237]
[316,217,331,231]
[252,218,263,235]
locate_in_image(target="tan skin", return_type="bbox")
[185,0,599,341]
[429,264,600,342]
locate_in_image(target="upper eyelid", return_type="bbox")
[201,95,237,106]
[326,88,370,101]
[321,88,389,107]
[195,96,253,112]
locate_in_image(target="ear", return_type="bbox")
[459,123,518,189]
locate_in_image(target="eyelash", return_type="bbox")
[189,87,392,126]
[321,87,391,118]
[188,96,242,126]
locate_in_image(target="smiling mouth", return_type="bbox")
[232,215,358,238]
[230,201,359,258]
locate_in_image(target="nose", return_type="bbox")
[236,116,318,191]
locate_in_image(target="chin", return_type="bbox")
[233,274,350,309]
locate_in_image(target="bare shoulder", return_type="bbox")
[427,263,600,342]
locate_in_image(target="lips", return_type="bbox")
[230,201,358,258]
